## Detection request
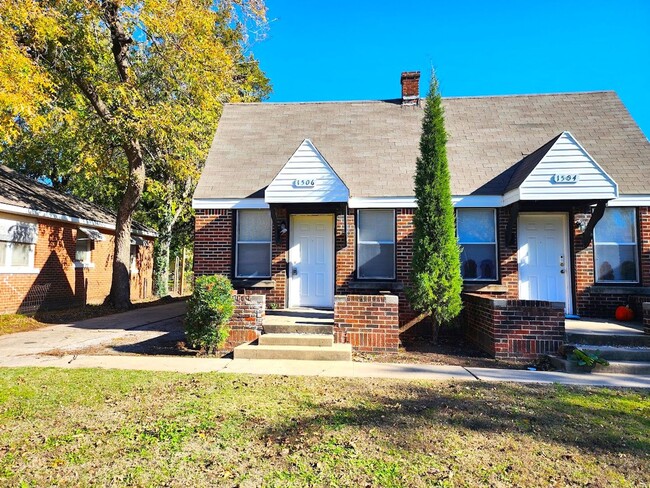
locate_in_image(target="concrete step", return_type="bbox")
[565,332,650,347]
[263,324,333,335]
[549,356,650,375]
[234,343,352,361]
[564,344,650,362]
[259,333,333,347]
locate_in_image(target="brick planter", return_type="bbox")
[644,302,650,335]
[334,294,399,353]
[226,294,265,348]
[463,293,565,360]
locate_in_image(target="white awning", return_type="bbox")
[130,236,150,246]
[78,226,105,241]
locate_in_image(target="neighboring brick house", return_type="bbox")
[192,72,650,358]
[0,165,157,314]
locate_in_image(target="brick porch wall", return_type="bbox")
[333,294,399,352]
[226,294,265,348]
[463,293,565,360]
[644,303,650,335]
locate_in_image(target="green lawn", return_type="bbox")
[0,369,648,487]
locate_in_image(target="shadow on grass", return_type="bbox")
[261,381,649,458]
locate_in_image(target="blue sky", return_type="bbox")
[252,0,650,137]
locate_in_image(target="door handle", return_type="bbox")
[292,267,298,276]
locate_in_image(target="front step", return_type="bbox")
[263,324,333,335]
[565,345,650,362]
[566,332,650,347]
[234,342,352,361]
[259,333,333,347]
[549,356,650,375]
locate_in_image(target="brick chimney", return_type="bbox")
[401,71,420,106]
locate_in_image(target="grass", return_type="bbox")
[0,314,45,336]
[0,369,648,487]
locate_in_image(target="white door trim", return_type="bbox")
[288,214,335,308]
[517,212,573,314]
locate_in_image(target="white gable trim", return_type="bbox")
[192,193,650,210]
[0,202,157,237]
[192,198,269,209]
[264,139,350,204]
[514,131,618,202]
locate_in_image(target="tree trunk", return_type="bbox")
[431,319,440,345]
[108,140,145,309]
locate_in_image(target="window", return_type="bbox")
[357,209,395,279]
[130,244,138,275]
[236,210,272,278]
[0,217,37,272]
[457,208,498,281]
[594,207,638,283]
[75,232,92,264]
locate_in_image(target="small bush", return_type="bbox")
[184,275,235,354]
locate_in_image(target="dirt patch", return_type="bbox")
[354,330,547,370]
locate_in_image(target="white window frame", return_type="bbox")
[356,209,396,280]
[456,208,499,282]
[235,209,272,279]
[0,217,38,274]
[73,231,95,268]
[593,207,639,284]
[130,244,138,276]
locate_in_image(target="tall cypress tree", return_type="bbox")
[407,71,463,342]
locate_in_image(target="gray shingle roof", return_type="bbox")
[194,91,650,199]
[0,165,156,236]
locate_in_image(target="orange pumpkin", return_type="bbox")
[615,305,634,322]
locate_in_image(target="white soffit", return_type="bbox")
[509,131,618,203]
[264,139,350,204]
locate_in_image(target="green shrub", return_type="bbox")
[184,275,235,353]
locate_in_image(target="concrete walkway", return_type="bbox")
[1,301,649,388]
[0,301,186,357]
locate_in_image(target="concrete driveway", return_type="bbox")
[0,301,186,366]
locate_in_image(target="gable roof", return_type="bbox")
[503,131,618,204]
[194,91,650,200]
[265,139,349,204]
[0,165,156,236]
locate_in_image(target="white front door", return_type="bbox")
[518,213,572,313]
[288,214,334,308]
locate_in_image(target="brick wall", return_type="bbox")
[0,218,154,314]
[463,293,565,360]
[226,294,265,348]
[194,209,232,276]
[333,294,400,353]
[644,302,650,335]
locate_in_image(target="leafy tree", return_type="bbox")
[0,0,270,307]
[407,71,463,342]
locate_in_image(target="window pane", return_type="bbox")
[457,209,496,243]
[11,243,30,267]
[75,239,90,263]
[0,242,6,266]
[237,243,271,277]
[595,244,637,282]
[358,210,394,242]
[238,210,271,242]
[461,244,497,280]
[358,243,395,279]
[595,208,636,243]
